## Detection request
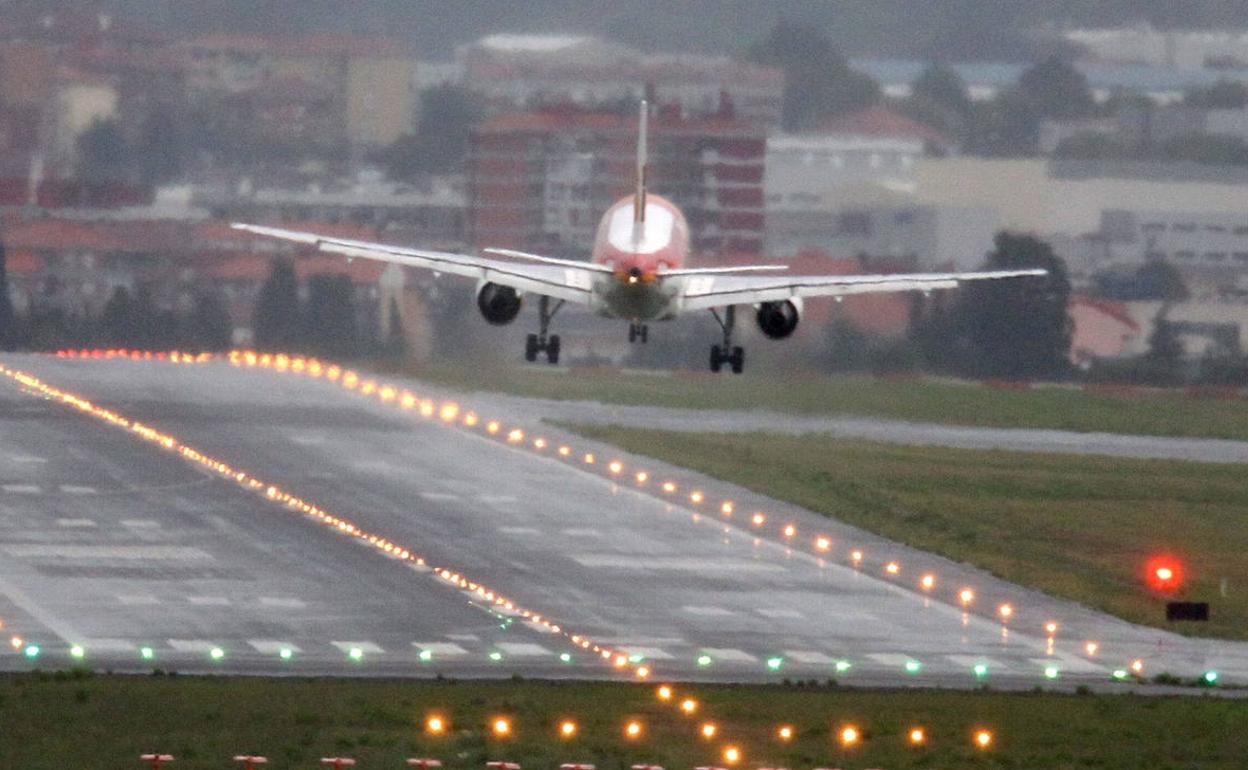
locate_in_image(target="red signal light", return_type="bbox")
[1146,556,1182,592]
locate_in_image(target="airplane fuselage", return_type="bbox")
[587,194,689,322]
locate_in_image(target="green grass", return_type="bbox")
[2,672,1245,769]
[392,361,1248,442]
[564,425,1248,640]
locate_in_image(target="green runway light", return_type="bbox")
[140,647,154,661]
[973,663,989,678]
[488,651,503,662]
[1204,671,1219,684]
[210,647,225,661]
[904,659,922,674]
[69,645,85,659]
[418,649,433,662]
[279,648,294,661]
[24,645,39,659]
[766,656,784,671]
[559,652,572,663]
[696,654,713,667]
[1112,669,1128,680]
[1044,666,1060,680]
[834,660,852,673]
[348,647,364,661]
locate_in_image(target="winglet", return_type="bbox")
[633,99,648,226]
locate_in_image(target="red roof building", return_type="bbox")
[818,105,952,152]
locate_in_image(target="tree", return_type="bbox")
[302,273,357,357]
[964,91,1041,156]
[1144,311,1185,385]
[1184,80,1248,110]
[0,239,15,351]
[1017,56,1093,119]
[1161,133,1248,166]
[957,232,1072,379]
[376,85,486,179]
[913,64,971,117]
[253,258,301,350]
[102,286,136,346]
[192,291,234,351]
[1136,261,1189,302]
[1054,132,1130,160]
[749,21,880,131]
[76,119,132,185]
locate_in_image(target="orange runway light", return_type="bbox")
[722,746,740,764]
[1045,621,1059,635]
[850,549,863,564]
[625,721,643,738]
[815,536,831,551]
[998,603,1013,620]
[491,718,512,737]
[920,574,935,590]
[751,513,765,527]
[656,685,673,700]
[680,698,698,715]
[636,471,649,483]
[720,501,733,515]
[839,725,860,747]
[559,720,577,738]
[700,722,717,739]
[777,725,793,741]
[885,561,899,575]
[1085,641,1099,656]
[959,588,975,606]
[783,524,796,538]
[974,730,993,749]
[425,715,446,735]
[908,727,926,745]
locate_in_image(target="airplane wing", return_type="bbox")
[679,269,1048,311]
[231,224,596,304]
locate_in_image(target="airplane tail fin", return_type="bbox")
[633,100,648,226]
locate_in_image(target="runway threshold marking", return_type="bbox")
[0,363,636,679]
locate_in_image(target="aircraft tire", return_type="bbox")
[730,346,744,374]
[524,334,539,362]
[710,344,722,373]
[547,335,561,365]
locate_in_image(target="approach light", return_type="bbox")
[777,725,793,741]
[492,717,512,737]
[766,656,784,671]
[696,655,712,667]
[839,725,860,747]
[998,603,1013,620]
[140,647,155,660]
[1146,555,1183,591]
[559,652,572,663]
[425,715,446,735]
[657,685,673,700]
[1204,670,1219,685]
[209,647,225,661]
[625,720,643,738]
[908,727,926,745]
[904,659,921,674]
[70,645,85,659]
[23,644,39,658]
[560,720,577,738]
[680,698,698,714]
[280,648,293,661]
[973,663,988,678]
[920,573,935,590]
[701,722,717,739]
[723,746,740,764]
[974,730,993,749]
[1044,666,1059,679]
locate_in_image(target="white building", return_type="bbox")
[1065,25,1248,70]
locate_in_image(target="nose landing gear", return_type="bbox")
[628,322,649,343]
[524,295,564,365]
[709,306,744,374]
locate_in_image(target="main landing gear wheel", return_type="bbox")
[628,323,649,343]
[524,295,565,365]
[708,306,745,374]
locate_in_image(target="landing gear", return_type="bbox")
[709,306,745,374]
[525,295,564,365]
[628,322,649,343]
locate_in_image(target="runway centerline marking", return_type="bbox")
[3,544,213,560]
[2,484,40,494]
[55,518,97,528]
[59,485,98,495]
[573,554,787,572]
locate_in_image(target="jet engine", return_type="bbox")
[755,299,802,339]
[476,282,522,325]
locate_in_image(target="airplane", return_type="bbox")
[233,101,1046,373]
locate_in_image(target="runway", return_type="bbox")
[0,353,1244,692]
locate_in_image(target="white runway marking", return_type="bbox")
[332,641,384,654]
[352,460,394,472]
[1028,654,1105,674]
[561,527,602,537]
[700,647,758,663]
[413,642,470,656]
[479,495,518,504]
[120,519,160,529]
[2,484,40,494]
[249,640,301,654]
[683,605,735,616]
[168,639,220,653]
[56,518,97,528]
[495,642,553,656]
[445,634,479,642]
[288,435,326,445]
[4,545,212,560]
[756,608,804,619]
[419,492,459,502]
[786,650,838,665]
[259,597,306,609]
[10,456,47,464]
[946,654,1008,670]
[188,596,231,606]
[573,554,787,572]
[59,485,97,495]
[867,653,918,667]
[84,638,136,652]
[117,595,160,605]
[498,526,540,535]
[618,646,675,660]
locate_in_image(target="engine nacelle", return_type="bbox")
[476,282,522,325]
[755,298,802,339]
